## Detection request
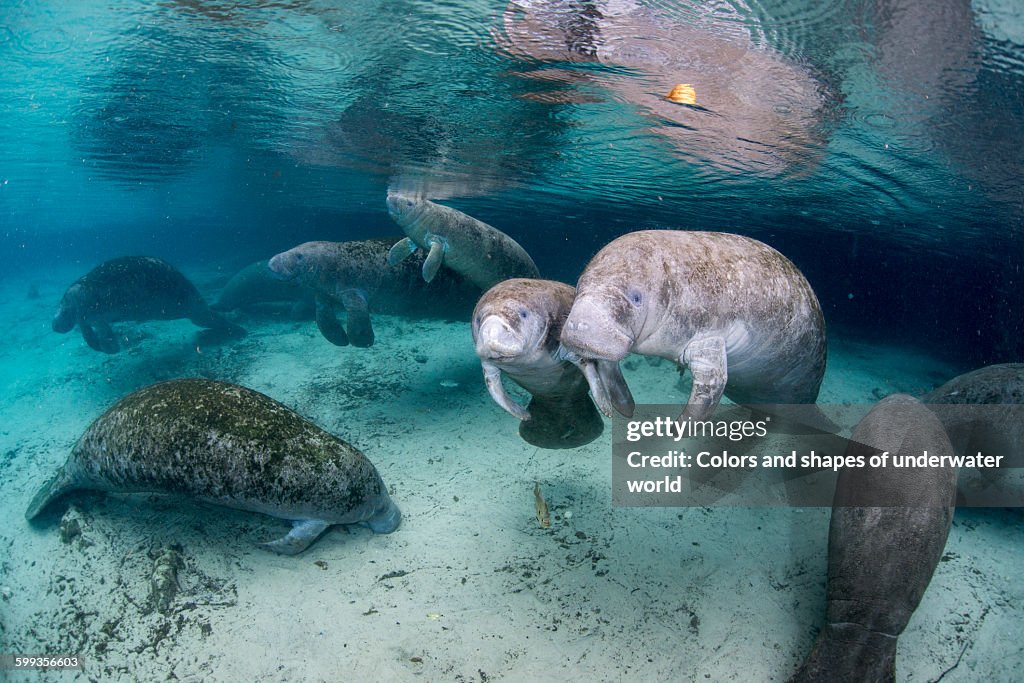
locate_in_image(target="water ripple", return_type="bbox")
[17,27,72,55]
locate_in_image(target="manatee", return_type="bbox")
[559,230,828,424]
[790,394,956,683]
[472,278,609,449]
[922,363,1024,503]
[53,256,245,354]
[268,238,481,348]
[26,379,401,554]
[385,192,541,290]
[211,260,315,319]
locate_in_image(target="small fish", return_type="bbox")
[533,481,551,529]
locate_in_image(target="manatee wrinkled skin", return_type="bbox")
[26,379,401,554]
[386,193,540,291]
[53,256,244,354]
[790,394,955,683]
[560,230,828,424]
[268,238,480,348]
[212,260,315,319]
[472,278,606,449]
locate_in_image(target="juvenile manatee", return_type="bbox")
[26,379,401,554]
[472,278,612,448]
[211,260,315,319]
[559,230,828,424]
[269,238,481,348]
[790,394,956,682]
[386,192,541,290]
[53,256,245,354]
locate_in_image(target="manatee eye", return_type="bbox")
[627,288,643,307]
[295,253,304,261]
[518,308,529,320]
[474,314,481,326]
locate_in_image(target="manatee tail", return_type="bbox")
[519,393,604,449]
[25,467,77,522]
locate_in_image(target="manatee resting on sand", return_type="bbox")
[269,238,480,348]
[472,279,610,448]
[26,379,401,554]
[386,192,540,290]
[212,260,314,319]
[559,230,829,425]
[790,394,955,683]
[53,256,245,354]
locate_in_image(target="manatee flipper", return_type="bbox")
[262,519,331,555]
[80,320,119,354]
[364,498,402,534]
[340,289,374,348]
[570,356,615,418]
[596,360,635,417]
[681,336,727,421]
[422,237,447,283]
[25,467,79,521]
[519,391,604,449]
[482,362,530,420]
[314,295,349,346]
[387,237,418,266]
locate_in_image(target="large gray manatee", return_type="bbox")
[26,379,401,555]
[472,278,614,449]
[560,230,828,423]
[790,394,956,682]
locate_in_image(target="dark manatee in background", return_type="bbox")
[53,256,245,354]
[790,394,956,683]
[268,237,481,348]
[386,192,541,291]
[211,259,315,319]
[922,363,1024,504]
[26,379,401,555]
[472,278,606,449]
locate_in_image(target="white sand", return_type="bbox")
[0,266,1021,682]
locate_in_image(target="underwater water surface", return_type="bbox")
[1,0,1023,681]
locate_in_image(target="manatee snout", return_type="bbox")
[52,305,76,333]
[475,315,525,360]
[561,298,633,362]
[385,192,417,220]
[267,251,301,281]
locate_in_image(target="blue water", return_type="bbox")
[2,0,1022,361]
[2,0,1023,680]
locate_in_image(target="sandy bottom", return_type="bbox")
[1,266,1021,682]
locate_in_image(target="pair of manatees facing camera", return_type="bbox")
[472,229,829,449]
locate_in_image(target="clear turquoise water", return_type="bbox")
[2,2,1024,681]
[2,0,1021,366]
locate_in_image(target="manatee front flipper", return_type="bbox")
[520,391,604,449]
[80,320,120,354]
[262,519,331,555]
[314,295,349,346]
[681,336,728,421]
[387,237,418,265]
[482,362,530,420]
[421,235,448,283]
[596,360,635,417]
[340,289,374,348]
